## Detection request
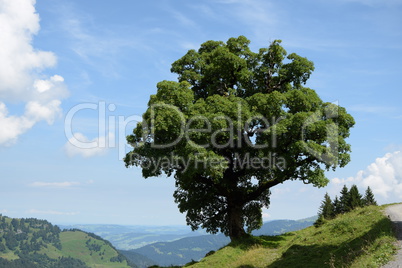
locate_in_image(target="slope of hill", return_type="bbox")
[59,224,204,250]
[0,214,134,268]
[252,217,316,236]
[125,234,229,267]
[122,217,316,267]
[187,205,397,268]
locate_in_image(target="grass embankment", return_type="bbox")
[188,205,397,268]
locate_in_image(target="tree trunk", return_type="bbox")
[227,202,246,241]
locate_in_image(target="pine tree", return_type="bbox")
[349,184,363,210]
[363,186,377,206]
[314,214,326,228]
[332,195,342,216]
[339,185,350,213]
[319,193,334,220]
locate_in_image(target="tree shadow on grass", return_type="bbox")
[266,218,393,268]
[229,233,292,251]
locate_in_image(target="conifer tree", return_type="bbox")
[319,192,334,219]
[332,195,342,216]
[314,214,326,228]
[363,186,377,206]
[339,185,350,213]
[349,184,363,210]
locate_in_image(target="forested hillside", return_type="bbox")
[0,214,134,268]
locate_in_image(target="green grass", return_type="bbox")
[59,231,130,268]
[0,250,19,261]
[187,205,398,268]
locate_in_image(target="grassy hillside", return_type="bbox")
[0,215,134,268]
[186,205,397,268]
[121,217,316,267]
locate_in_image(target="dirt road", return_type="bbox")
[382,204,402,268]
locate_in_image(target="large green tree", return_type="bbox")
[124,36,355,240]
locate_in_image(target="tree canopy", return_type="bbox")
[124,36,355,240]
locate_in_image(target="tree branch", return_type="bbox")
[244,177,283,203]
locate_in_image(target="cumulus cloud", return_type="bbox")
[332,151,402,201]
[64,132,114,158]
[0,0,68,146]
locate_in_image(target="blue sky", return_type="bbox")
[1,0,402,226]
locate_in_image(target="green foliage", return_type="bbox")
[316,185,377,226]
[0,254,89,268]
[332,195,342,215]
[314,215,327,228]
[349,184,363,210]
[363,186,378,206]
[339,185,351,213]
[318,193,335,220]
[125,36,355,240]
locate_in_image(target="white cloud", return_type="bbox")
[0,0,68,146]
[27,209,79,216]
[64,132,114,158]
[29,181,81,189]
[332,151,402,201]
[0,103,35,144]
[262,211,271,220]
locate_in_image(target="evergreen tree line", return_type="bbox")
[0,254,89,268]
[315,185,377,227]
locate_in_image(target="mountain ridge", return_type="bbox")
[0,214,134,268]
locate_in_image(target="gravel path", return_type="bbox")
[382,204,402,268]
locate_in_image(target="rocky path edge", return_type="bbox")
[382,204,402,268]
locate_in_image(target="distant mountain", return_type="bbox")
[252,217,317,236]
[122,217,317,267]
[127,234,230,267]
[0,214,134,268]
[59,224,205,250]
